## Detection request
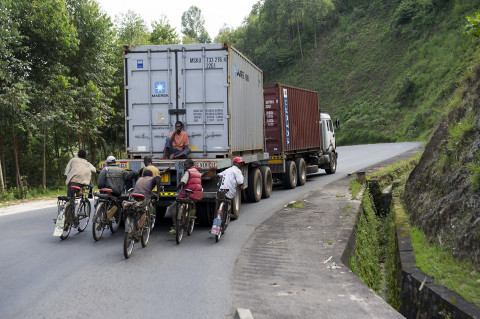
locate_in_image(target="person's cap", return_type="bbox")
[106,156,116,163]
[233,157,245,164]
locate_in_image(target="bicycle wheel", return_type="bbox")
[215,203,224,243]
[92,202,106,241]
[60,205,73,240]
[77,199,91,232]
[123,223,135,259]
[141,223,150,248]
[187,217,195,236]
[148,202,156,231]
[175,205,186,244]
[109,203,121,233]
[187,205,195,236]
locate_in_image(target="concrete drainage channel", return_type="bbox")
[345,170,480,319]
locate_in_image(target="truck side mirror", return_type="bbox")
[335,119,340,130]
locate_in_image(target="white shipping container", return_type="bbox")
[124,43,264,159]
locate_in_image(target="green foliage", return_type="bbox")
[150,16,180,45]
[181,6,211,43]
[464,12,480,38]
[468,152,480,192]
[411,227,480,307]
[114,10,149,46]
[447,110,475,152]
[349,179,362,200]
[393,0,418,26]
[350,189,382,291]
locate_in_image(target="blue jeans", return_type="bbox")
[164,137,191,158]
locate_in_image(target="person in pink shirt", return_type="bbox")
[161,121,191,159]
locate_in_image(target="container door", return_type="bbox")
[176,49,229,157]
[263,85,283,155]
[126,51,177,154]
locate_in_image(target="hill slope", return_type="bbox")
[263,0,480,145]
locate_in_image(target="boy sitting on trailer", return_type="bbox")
[161,121,191,159]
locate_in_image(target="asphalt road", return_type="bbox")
[0,142,422,319]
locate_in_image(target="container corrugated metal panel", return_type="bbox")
[229,47,264,154]
[264,83,321,155]
[124,43,264,159]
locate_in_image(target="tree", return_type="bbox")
[308,0,335,47]
[465,12,480,38]
[214,24,235,43]
[3,0,79,193]
[150,15,180,44]
[115,10,149,46]
[181,6,211,43]
[0,0,30,190]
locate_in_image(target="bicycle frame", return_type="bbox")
[211,190,231,241]
[175,188,196,244]
[54,184,92,239]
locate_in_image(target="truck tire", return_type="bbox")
[247,168,263,202]
[325,152,337,174]
[260,166,272,198]
[231,187,242,220]
[295,158,307,186]
[283,160,297,189]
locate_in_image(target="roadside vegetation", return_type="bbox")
[1,0,480,202]
[411,227,480,306]
[349,184,401,310]
[349,154,480,308]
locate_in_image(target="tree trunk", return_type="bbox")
[53,126,63,181]
[42,116,47,190]
[13,134,24,196]
[294,5,304,59]
[67,133,74,157]
[0,133,6,190]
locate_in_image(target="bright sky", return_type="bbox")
[95,0,259,39]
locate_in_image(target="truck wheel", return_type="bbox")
[247,168,263,202]
[260,166,272,198]
[325,152,337,174]
[231,187,242,220]
[295,158,307,186]
[283,160,297,189]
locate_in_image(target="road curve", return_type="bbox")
[0,142,422,318]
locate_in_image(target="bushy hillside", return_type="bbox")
[404,59,480,265]
[262,0,480,145]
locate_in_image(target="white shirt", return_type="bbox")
[219,166,244,199]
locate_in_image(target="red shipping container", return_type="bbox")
[263,83,321,155]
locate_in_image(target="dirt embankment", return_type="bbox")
[404,67,480,265]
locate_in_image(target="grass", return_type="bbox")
[411,227,480,307]
[0,186,65,205]
[349,180,363,200]
[285,201,304,208]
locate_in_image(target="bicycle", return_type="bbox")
[92,188,123,241]
[175,188,196,245]
[122,192,157,259]
[53,184,92,240]
[211,189,231,242]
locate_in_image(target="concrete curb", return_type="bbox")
[235,308,254,319]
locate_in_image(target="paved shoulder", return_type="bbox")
[0,199,57,216]
[231,176,403,318]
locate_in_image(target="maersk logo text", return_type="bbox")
[152,81,168,97]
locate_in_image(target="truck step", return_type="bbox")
[306,165,318,175]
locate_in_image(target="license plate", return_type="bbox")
[161,174,169,183]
